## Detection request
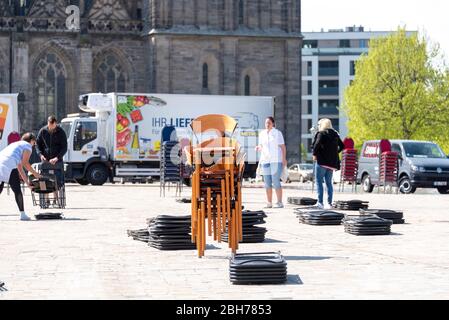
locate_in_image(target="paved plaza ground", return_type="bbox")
[1,182,449,300]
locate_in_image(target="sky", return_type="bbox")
[302,0,449,61]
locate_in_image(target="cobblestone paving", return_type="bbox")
[1,183,449,300]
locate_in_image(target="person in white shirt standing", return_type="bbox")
[0,133,41,220]
[256,117,287,208]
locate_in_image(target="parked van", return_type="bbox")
[358,140,449,194]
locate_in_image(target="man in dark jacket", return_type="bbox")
[36,116,68,199]
[312,118,344,209]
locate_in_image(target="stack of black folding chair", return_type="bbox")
[333,200,369,211]
[359,209,405,224]
[147,215,196,250]
[343,215,392,236]
[229,252,288,285]
[288,197,318,206]
[222,210,267,243]
[296,210,344,226]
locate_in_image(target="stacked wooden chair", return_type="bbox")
[186,115,246,258]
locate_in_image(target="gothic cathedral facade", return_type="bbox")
[0,0,302,162]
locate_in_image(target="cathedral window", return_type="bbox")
[95,54,127,93]
[239,0,244,25]
[202,63,209,90]
[244,75,251,96]
[0,68,5,92]
[34,52,67,128]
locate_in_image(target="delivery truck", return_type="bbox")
[0,94,19,151]
[61,93,275,185]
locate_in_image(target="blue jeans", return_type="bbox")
[315,163,333,205]
[262,162,283,190]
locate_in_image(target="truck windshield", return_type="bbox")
[402,142,445,159]
[61,122,72,138]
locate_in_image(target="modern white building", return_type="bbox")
[301,26,411,159]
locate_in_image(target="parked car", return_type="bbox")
[358,140,449,194]
[287,163,314,183]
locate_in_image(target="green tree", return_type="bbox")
[342,28,449,152]
[300,143,308,162]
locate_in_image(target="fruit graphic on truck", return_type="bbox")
[0,103,8,140]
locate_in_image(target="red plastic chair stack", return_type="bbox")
[339,138,358,192]
[7,132,21,145]
[379,139,399,193]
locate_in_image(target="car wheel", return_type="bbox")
[75,178,90,186]
[86,164,109,186]
[399,176,416,194]
[362,174,374,193]
[437,187,449,194]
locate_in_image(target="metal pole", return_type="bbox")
[9,30,13,93]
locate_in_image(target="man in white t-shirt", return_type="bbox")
[256,117,287,208]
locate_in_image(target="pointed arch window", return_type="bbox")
[0,67,5,92]
[239,0,244,25]
[95,54,127,93]
[244,75,251,96]
[34,52,67,128]
[282,1,289,31]
[202,63,209,89]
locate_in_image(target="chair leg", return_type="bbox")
[207,188,212,237]
[217,194,222,243]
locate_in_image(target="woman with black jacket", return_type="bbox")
[312,119,344,209]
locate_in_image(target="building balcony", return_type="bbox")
[318,67,339,76]
[303,47,369,56]
[319,87,339,96]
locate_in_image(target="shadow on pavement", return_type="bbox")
[264,238,288,244]
[286,274,303,285]
[66,208,124,210]
[284,256,333,261]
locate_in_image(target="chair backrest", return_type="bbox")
[161,126,178,143]
[343,137,355,150]
[8,131,21,145]
[191,114,237,138]
[379,139,391,154]
[197,137,238,149]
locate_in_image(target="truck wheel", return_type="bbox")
[75,178,90,186]
[86,164,109,186]
[399,177,416,194]
[362,174,374,193]
[437,187,449,194]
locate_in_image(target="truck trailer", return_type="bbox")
[61,93,274,185]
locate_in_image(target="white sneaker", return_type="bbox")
[315,203,324,209]
[264,203,273,209]
[324,203,333,210]
[20,213,31,221]
[273,203,284,209]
